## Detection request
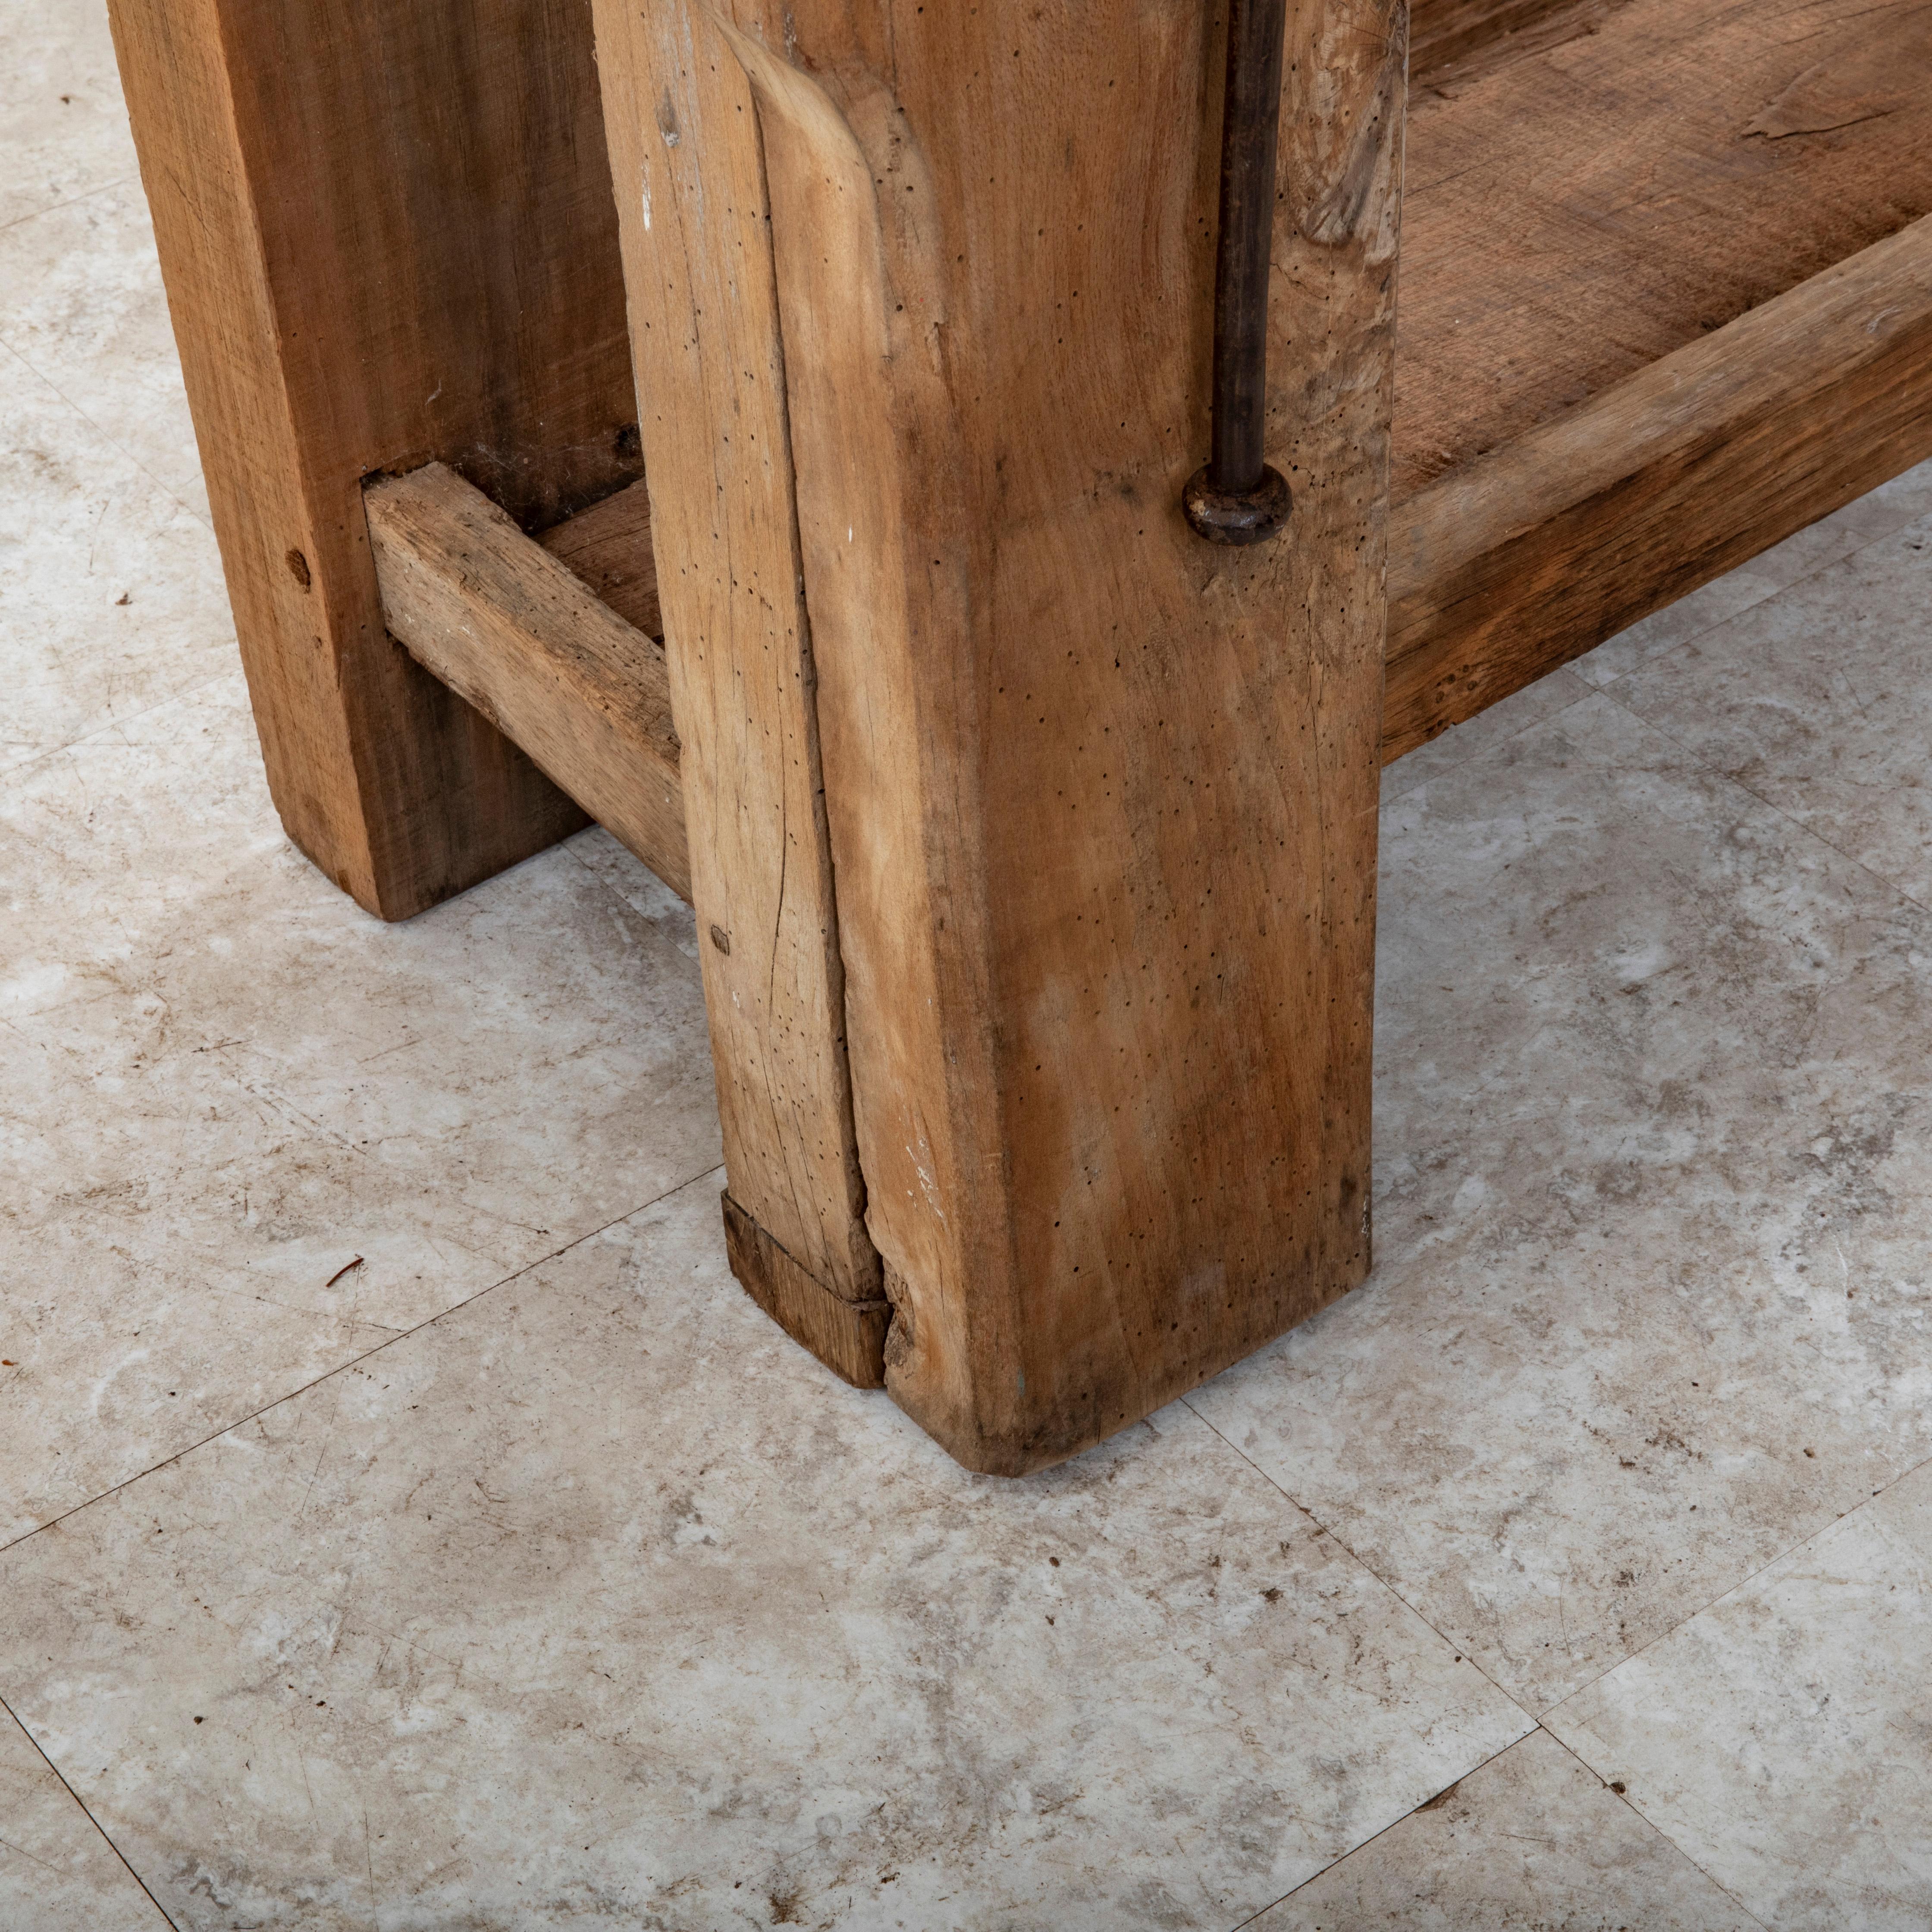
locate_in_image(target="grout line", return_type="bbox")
[1186,1399,1932,1917]
[1380,676,1599,802]
[1223,1731,1532,1930]
[0,172,140,236]
[1356,499,1932,1725]
[0,1159,728,1562]
[0,333,213,534]
[1596,677,1932,919]
[1534,1724,1773,1931]
[0,1693,180,1929]
[0,666,239,799]
[1181,1392,1539,1724]
[1537,1442,1932,1721]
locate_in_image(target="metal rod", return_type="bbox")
[1184,0,1292,546]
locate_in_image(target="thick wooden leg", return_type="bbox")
[119,0,884,1341]
[107,0,641,919]
[591,0,885,1335]
[600,0,1403,1469]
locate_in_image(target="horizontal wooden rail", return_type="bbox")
[369,215,1932,845]
[1386,214,1932,762]
[364,463,689,900]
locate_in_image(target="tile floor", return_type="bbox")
[3,4,1930,1926]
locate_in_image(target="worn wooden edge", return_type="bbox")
[1383,211,1932,753]
[591,0,884,1313]
[720,1192,890,1390]
[1384,214,1932,764]
[364,463,690,899]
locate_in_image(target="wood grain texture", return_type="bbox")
[591,0,882,1317]
[108,0,640,919]
[666,0,1402,1471]
[536,478,662,640]
[1395,0,1932,502]
[365,464,689,898]
[721,1194,890,1389]
[1408,0,1627,88]
[1386,216,1932,761]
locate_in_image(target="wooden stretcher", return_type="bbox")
[109,0,1932,1471]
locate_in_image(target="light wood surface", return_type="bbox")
[107,0,640,919]
[1396,0,1932,503]
[1387,216,1932,759]
[364,464,689,900]
[592,0,884,1322]
[605,0,1402,1471]
[1383,0,1932,758]
[536,478,662,640]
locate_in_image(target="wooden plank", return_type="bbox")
[107,0,640,919]
[1395,0,1932,502]
[615,0,1400,1472]
[364,464,689,899]
[536,477,662,640]
[1385,215,1932,762]
[590,0,884,1327]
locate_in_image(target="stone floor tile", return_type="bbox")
[0,0,138,232]
[1545,1461,1932,1931]
[1249,1726,1760,1931]
[1569,570,1781,689]
[1731,460,1932,596]
[0,1003,532,1545]
[0,178,210,524]
[1381,666,1594,805]
[2,680,726,1538]
[565,824,702,964]
[1611,514,1932,911]
[0,1175,1531,1932]
[2,677,723,1246]
[1190,691,1932,1711]
[3,679,720,1541]
[1850,453,1932,530]
[0,1703,163,1930]
[0,348,231,773]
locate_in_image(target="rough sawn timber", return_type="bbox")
[536,477,663,641]
[364,464,690,900]
[107,0,646,919]
[591,0,885,1341]
[1386,215,1932,760]
[1395,0,1932,501]
[598,0,1404,1471]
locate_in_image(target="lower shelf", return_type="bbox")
[1387,0,1932,760]
[1386,216,1932,762]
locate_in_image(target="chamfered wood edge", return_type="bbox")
[1384,214,1932,764]
[591,0,884,1314]
[363,462,690,900]
[720,1193,890,1389]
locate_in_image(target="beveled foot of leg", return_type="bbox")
[720,1193,890,1388]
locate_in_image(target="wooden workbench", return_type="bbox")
[110,0,1932,1469]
